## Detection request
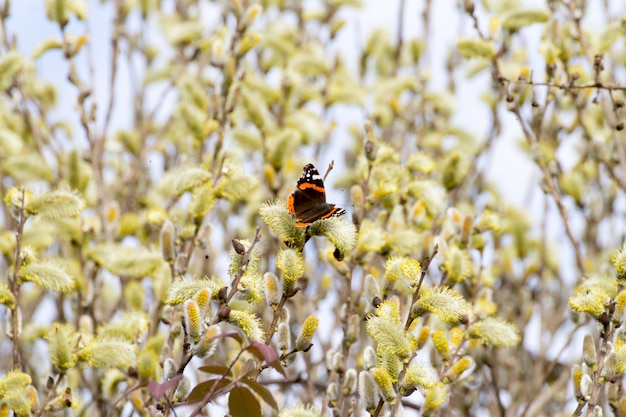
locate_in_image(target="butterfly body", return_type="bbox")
[287,164,346,227]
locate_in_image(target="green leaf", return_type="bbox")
[186,378,232,404]
[247,339,285,376]
[198,365,233,377]
[148,374,184,399]
[228,386,261,417]
[241,378,278,410]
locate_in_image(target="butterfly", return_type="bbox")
[287,164,346,227]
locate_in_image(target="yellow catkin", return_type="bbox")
[618,398,626,417]
[296,316,319,351]
[572,365,583,399]
[184,300,201,343]
[372,368,396,403]
[447,357,473,382]
[449,327,464,349]
[432,331,450,363]
[195,288,211,311]
[417,326,430,349]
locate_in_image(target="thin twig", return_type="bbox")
[9,188,27,370]
[509,104,586,274]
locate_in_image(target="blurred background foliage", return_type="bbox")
[1,0,626,416]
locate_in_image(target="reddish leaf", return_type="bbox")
[186,378,232,404]
[247,339,286,376]
[215,332,245,344]
[148,374,183,399]
[247,339,278,364]
[228,386,261,417]
[241,378,278,410]
[197,365,232,377]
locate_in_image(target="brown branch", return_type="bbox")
[393,0,405,73]
[9,188,27,370]
[226,227,262,303]
[101,0,122,139]
[510,104,586,274]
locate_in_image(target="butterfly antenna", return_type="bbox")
[323,160,335,182]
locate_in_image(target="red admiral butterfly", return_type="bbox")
[287,164,346,227]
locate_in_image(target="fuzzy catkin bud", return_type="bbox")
[359,371,379,412]
[332,352,345,374]
[278,323,291,353]
[363,346,377,370]
[615,291,626,325]
[137,350,159,381]
[583,335,597,369]
[5,308,21,340]
[173,376,191,402]
[346,314,360,344]
[460,215,473,246]
[78,315,93,334]
[160,220,175,263]
[343,368,358,394]
[264,272,280,307]
[326,382,338,407]
[276,248,303,295]
[364,120,378,161]
[296,316,318,351]
[278,306,290,324]
[163,358,177,381]
[601,351,617,381]
[580,374,593,401]
[194,325,221,358]
[241,4,262,28]
[364,274,381,302]
[124,281,144,310]
[351,185,364,209]
[184,300,202,343]
[326,349,336,370]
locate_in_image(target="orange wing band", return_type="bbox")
[297,183,325,193]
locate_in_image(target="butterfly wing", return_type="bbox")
[288,164,345,226]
